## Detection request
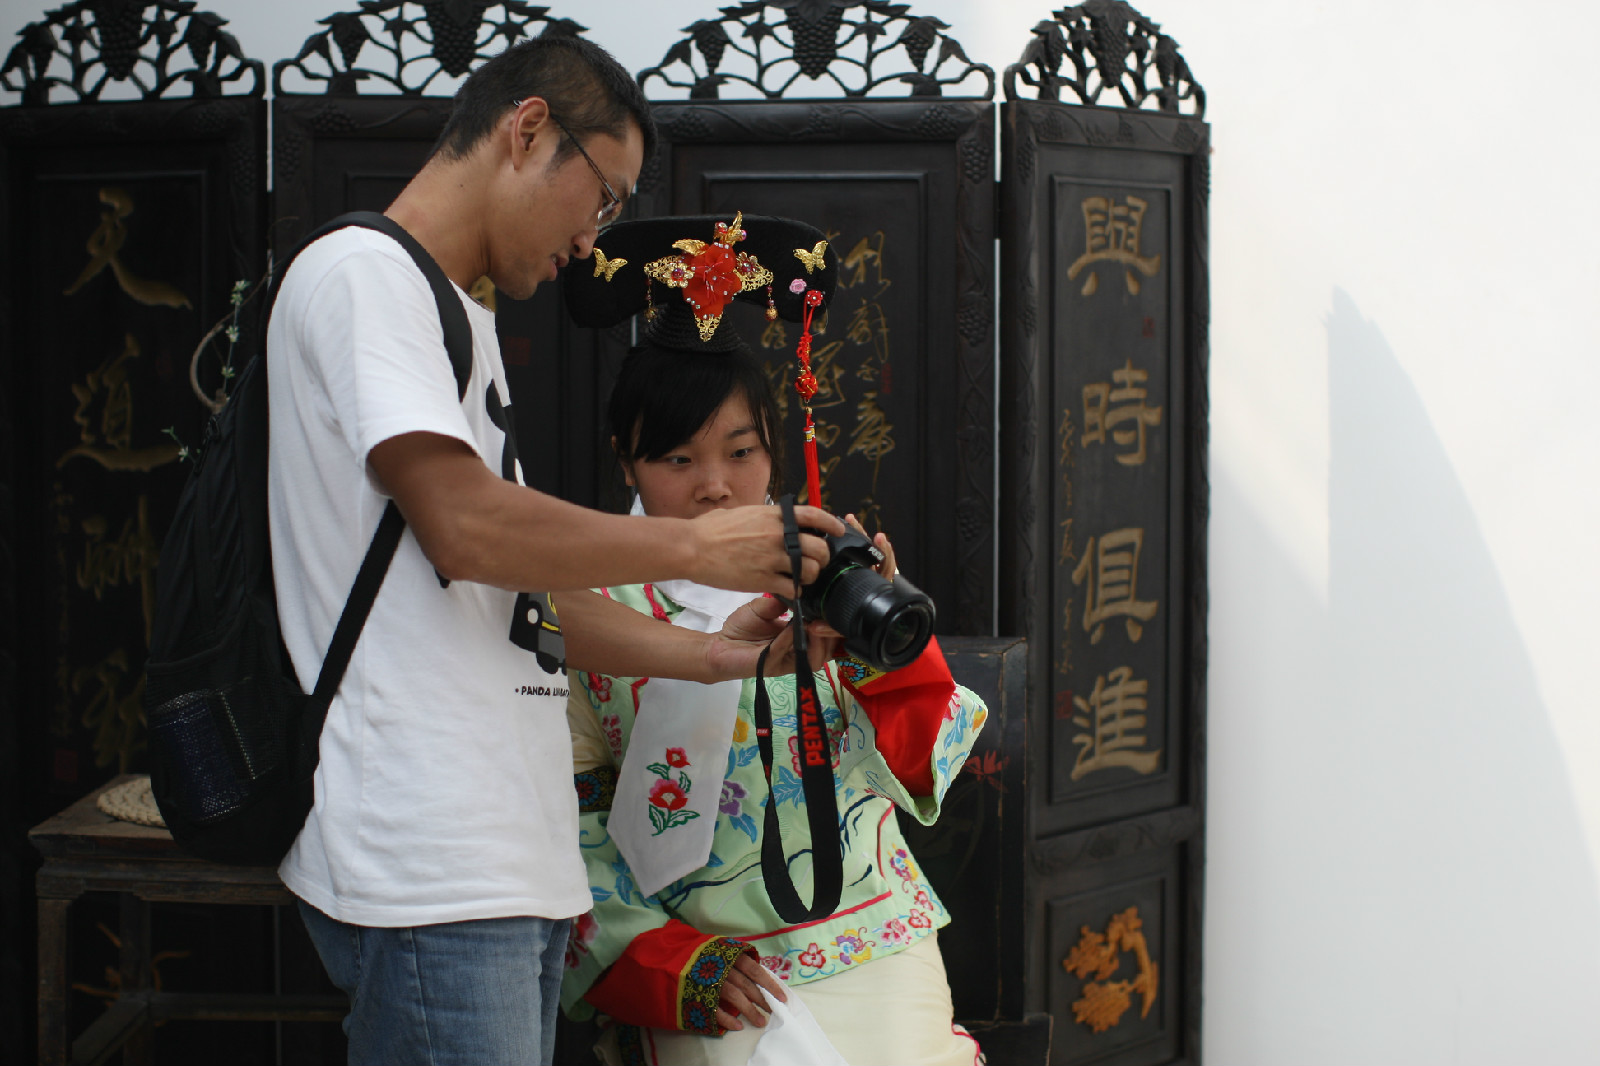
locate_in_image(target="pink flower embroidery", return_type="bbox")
[586,673,613,701]
[649,778,688,812]
[761,955,794,982]
[797,942,827,969]
[645,749,700,834]
[601,714,622,759]
[908,909,932,929]
[879,919,911,946]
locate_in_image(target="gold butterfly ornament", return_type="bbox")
[593,248,627,281]
[793,240,829,274]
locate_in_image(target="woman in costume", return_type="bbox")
[557,214,988,1066]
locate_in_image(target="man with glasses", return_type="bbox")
[266,36,844,1064]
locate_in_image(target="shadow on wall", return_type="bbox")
[1206,288,1600,1065]
[1324,288,1598,1061]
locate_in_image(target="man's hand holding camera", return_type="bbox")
[684,503,844,595]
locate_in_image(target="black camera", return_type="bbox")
[800,528,935,672]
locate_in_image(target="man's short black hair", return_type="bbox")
[431,36,656,166]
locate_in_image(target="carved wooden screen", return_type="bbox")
[270,1,613,505]
[634,1,998,637]
[0,1,266,817]
[0,5,267,1047]
[998,5,1208,1063]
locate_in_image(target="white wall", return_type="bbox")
[6,1,1597,1061]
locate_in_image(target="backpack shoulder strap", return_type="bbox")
[280,211,474,401]
[273,213,479,712]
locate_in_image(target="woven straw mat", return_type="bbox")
[97,775,167,828]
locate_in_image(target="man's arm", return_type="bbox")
[367,431,844,596]
[560,590,833,682]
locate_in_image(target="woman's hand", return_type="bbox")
[707,596,839,678]
[843,513,896,582]
[716,952,788,1031]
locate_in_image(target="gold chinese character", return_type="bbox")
[845,300,891,366]
[74,649,145,773]
[760,319,788,350]
[1082,360,1163,466]
[836,231,890,294]
[853,495,884,533]
[1066,195,1162,296]
[1058,517,1077,567]
[1071,528,1158,642]
[64,187,192,308]
[807,339,848,410]
[1070,666,1161,779]
[847,391,896,488]
[77,495,160,642]
[58,335,182,473]
[1063,906,1158,1033]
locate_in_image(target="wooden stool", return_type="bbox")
[30,775,346,1066]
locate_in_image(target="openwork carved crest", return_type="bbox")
[638,1,994,100]
[1,1,263,106]
[272,1,586,96]
[1003,0,1203,116]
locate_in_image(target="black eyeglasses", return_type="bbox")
[513,100,624,232]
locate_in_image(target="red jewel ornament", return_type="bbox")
[643,212,774,341]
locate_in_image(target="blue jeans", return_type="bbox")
[297,900,571,1065]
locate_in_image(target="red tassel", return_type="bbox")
[803,413,822,507]
[794,293,826,506]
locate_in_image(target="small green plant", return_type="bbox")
[166,266,273,461]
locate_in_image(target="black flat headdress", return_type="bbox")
[563,212,838,351]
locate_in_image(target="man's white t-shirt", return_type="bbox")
[266,227,589,927]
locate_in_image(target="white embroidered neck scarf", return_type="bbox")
[607,497,754,897]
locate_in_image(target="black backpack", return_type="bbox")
[143,212,471,867]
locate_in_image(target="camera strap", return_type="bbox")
[753,495,845,924]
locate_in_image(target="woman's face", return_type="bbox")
[624,393,773,520]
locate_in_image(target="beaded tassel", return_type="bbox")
[794,289,825,506]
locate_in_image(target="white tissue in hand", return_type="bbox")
[745,985,849,1066]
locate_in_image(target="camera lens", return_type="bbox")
[817,567,935,671]
[882,613,923,661]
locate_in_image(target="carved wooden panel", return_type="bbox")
[998,94,1207,1065]
[634,100,996,636]
[0,95,266,814]
[1037,846,1191,1066]
[997,7,1208,1059]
